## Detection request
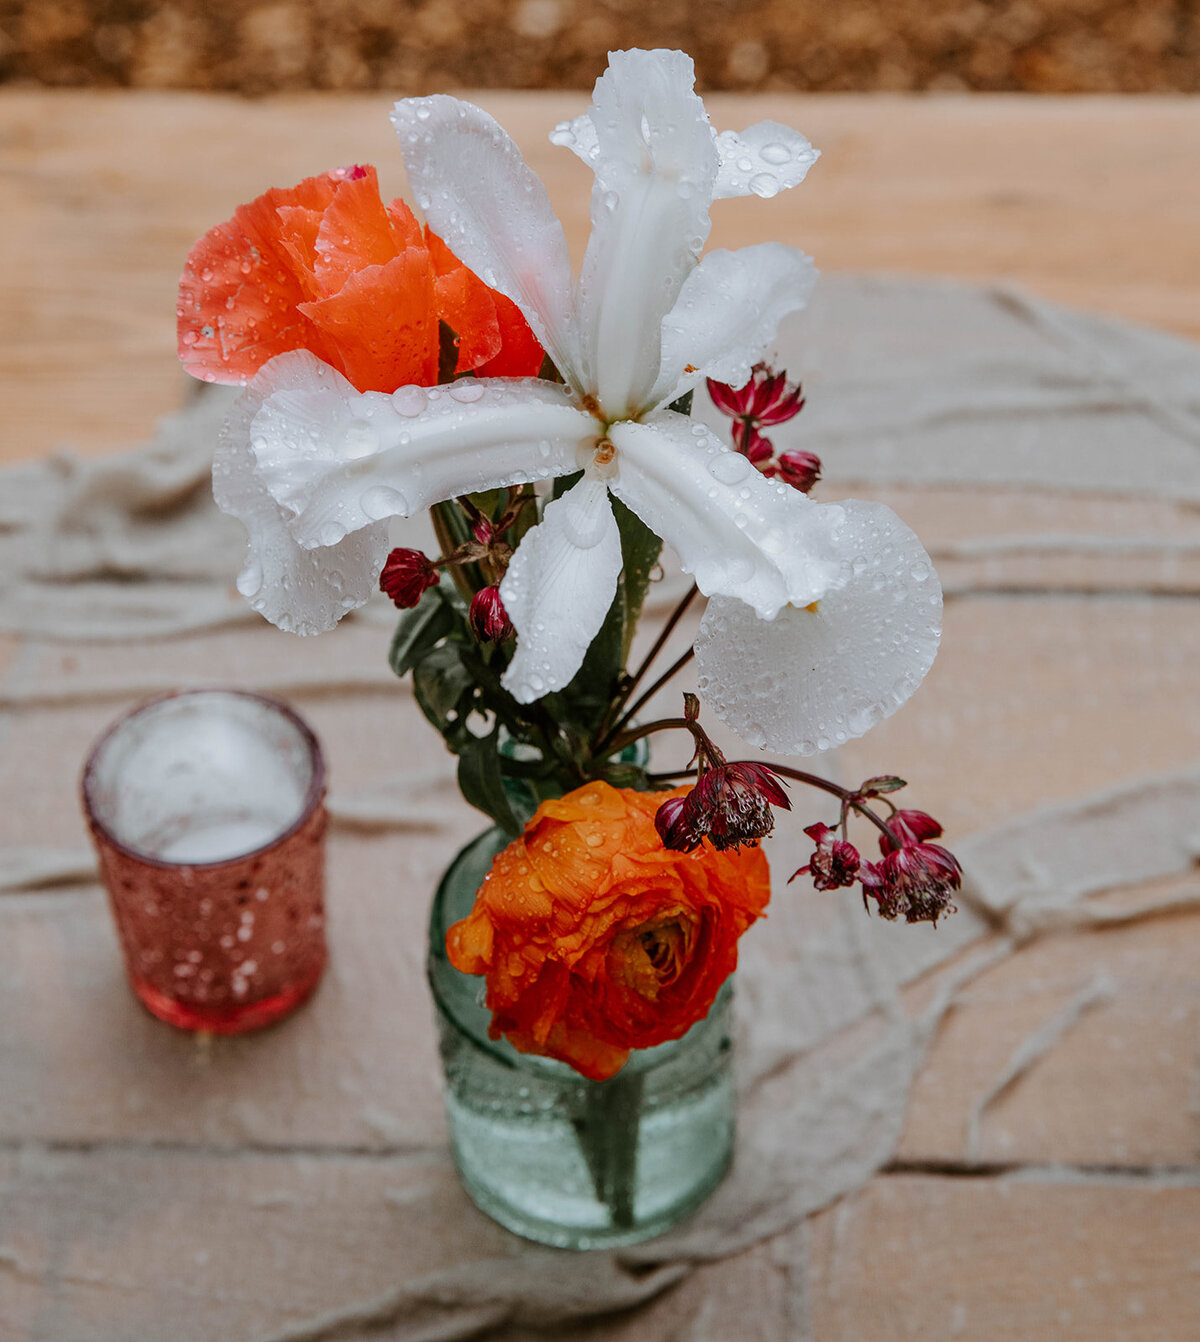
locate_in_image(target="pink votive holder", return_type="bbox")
[82,690,327,1033]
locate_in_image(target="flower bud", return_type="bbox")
[654,795,705,852]
[379,548,439,608]
[885,809,943,850]
[468,585,512,642]
[772,449,822,494]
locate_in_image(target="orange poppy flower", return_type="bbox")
[178,164,543,393]
[447,782,771,1081]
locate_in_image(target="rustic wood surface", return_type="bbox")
[3,90,1200,464]
[1,90,1198,1341]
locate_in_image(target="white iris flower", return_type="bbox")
[215,48,941,755]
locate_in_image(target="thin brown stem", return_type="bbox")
[765,764,899,848]
[592,584,698,752]
[604,717,689,757]
[649,761,899,849]
[598,647,695,754]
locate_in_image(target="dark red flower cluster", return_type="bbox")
[655,761,791,853]
[792,806,961,925]
[793,822,860,890]
[707,364,819,493]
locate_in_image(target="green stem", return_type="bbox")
[572,1068,645,1230]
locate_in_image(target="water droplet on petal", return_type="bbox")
[360,484,409,520]
[749,173,780,199]
[236,561,263,598]
[709,452,752,485]
[318,520,347,546]
[391,385,428,416]
[449,381,484,403]
[760,142,792,165]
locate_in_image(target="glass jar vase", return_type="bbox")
[427,826,736,1249]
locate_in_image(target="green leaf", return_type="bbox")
[457,732,522,835]
[412,641,475,729]
[388,585,456,678]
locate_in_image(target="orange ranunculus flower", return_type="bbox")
[447,782,771,1081]
[178,164,543,393]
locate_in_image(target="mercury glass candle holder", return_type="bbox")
[82,690,327,1033]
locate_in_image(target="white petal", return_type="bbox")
[390,95,578,384]
[712,120,819,200]
[213,373,388,636]
[651,243,817,407]
[549,111,598,164]
[573,49,719,418]
[499,478,623,703]
[694,501,942,754]
[247,351,597,550]
[608,412,842,618]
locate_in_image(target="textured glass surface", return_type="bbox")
[82,691,327,1033]
[428,828,736,1249]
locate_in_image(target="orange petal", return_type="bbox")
[425,227,544,376]
[478,292,545,378]
[434,269,502,373]
[298,250,438,392]
[178,168,356,384]
[387,198,427,251]
[273,205,326,300]
[312,167,405,294]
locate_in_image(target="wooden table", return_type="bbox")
[4,91,1200,466]
[1,90,1198,1340]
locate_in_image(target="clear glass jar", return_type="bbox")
[427,826,736,1249]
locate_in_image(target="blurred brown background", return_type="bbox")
[3,0,1199,93]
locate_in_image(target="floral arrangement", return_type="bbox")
[179,48,957,1084]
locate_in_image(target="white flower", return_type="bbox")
[215,48,941,755]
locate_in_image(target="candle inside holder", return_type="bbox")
[82,690,327,1033]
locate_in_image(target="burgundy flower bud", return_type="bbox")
[379,547,439,609]
[468,585,512,642]
[654,795,705,852]
[772,449,822,494]
[471,517,495,545]
[692,761,791,852]
[860,841,961,925]
[731,420,775,463]
[885,809,943,850]
[793,821,861,891]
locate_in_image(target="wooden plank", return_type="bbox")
[2,90,1199,463]
[0,1145,806,1342]
[807,1174,1200,1341]
[898,905,1200,1168]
